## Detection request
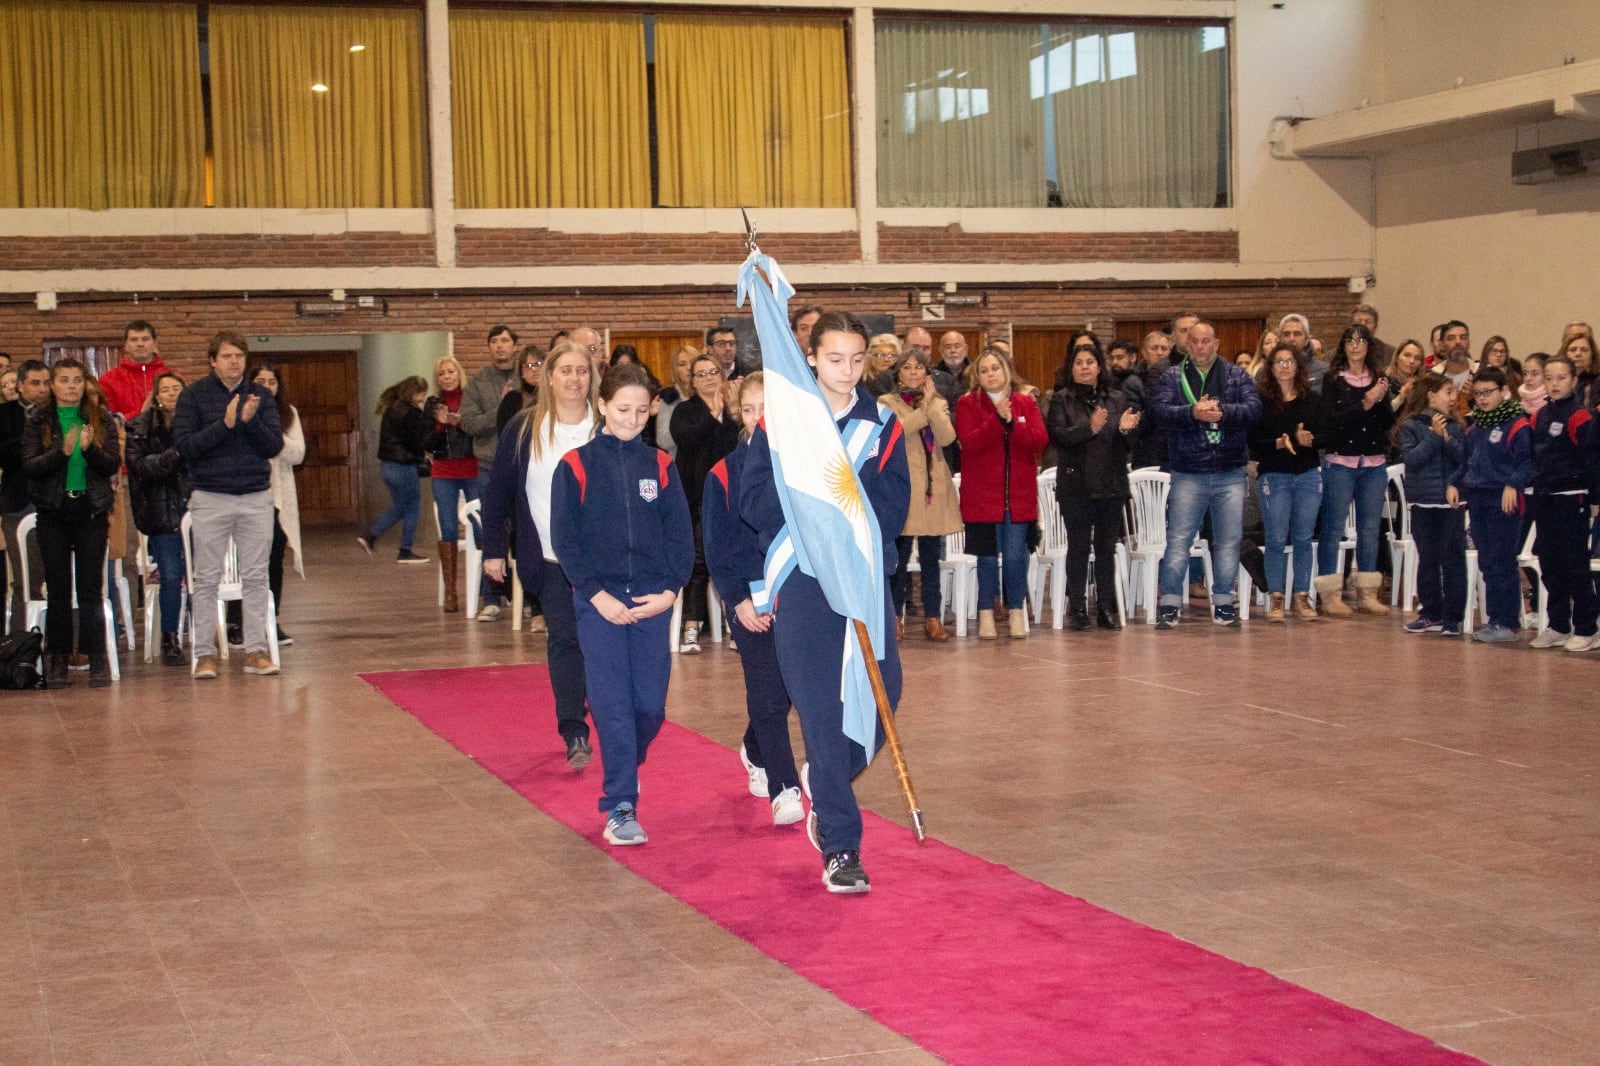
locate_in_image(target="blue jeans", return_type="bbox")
[430,476,479,542]
[1159,468,1246,607]
[1317,461,1387,574]
[976,515,1029,611]
[372,460,421,550]
[1258,469,1321,594]
[476,468,503,607]
[147,530,186,635]
[892,535,944,619]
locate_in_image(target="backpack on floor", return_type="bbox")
[0,628,46,690]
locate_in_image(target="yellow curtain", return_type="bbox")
[0,1,203,208]
[655,15,852,209]
[209,5,426,208]
[451,10,649,210]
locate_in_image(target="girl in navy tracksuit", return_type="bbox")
[550,364,694,845]
[1526,354,1599,650]
[739,311,910,894]
[1451,366,1533,642]
[701,373,805,827]
[1397,374,1467,634]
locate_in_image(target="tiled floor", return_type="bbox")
[2,530,1598,1064]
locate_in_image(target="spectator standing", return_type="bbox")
[359,375,432,564]
[1526,355,1599,651]
[173,333,282,679]
[2,360,50,634]
[1451,367,1532,644]
[670,353,741,653]
[225,363,303,646]
[1396,374,1468,636]
[458,325,519,621]
[1248,345,1324,622]
[423,356,478,613]
[98,320,172,420]
[125,371,190,665]
[956,346,1049,638]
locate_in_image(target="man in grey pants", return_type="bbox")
[458,324,519,621]
[173,331,283,678]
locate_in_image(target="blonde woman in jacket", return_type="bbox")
[879,348,961,641]
[227,362,305,646]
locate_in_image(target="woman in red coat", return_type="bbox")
[955,346,1048,638]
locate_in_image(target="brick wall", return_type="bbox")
[0,233,436,271]
[877,226,1239,263]
[455,228,859,266]
[0,279,1356,385]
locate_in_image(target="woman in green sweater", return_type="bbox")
[21,359,122,686]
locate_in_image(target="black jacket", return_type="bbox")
[1249,392,1326,475]
[124,408,189,535]
[422,396,475,461]
[1130,357,1172,469]
[172,372,282,494]
[670,395,741,515]
[377,402,433,465]
[1046,382,1136,500]
[1320,371,1395,458]
[21,405,122,514]
[0,399,32,513]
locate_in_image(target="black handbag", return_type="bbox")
[0,628,46,690]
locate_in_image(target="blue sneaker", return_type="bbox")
[1437,624,1462,637]
[1404,617,1442,634]
[1155,606,1180,630]
[1213,604,1240,627]
[603,804,647,846]
[1473,625,1518,644]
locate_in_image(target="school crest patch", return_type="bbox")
[1489,428,1504,443]
[639,478,658,502]
[1550,421,1565,437]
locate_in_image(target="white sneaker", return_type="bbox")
[476,604,502,622]
[772,787,804,826]
[679,623,701,655]
[1530,627,1573,649]
[1563,632,1600,652]
[738,743,767,798]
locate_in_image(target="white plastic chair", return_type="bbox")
[137,533,192,662]
[180,512,280,668]
[1124,470,1169,624]
[109,557,134,652]
[1519,522,1546,632]
[16,513,120,680]
[431,495,485,617]
[1032,469,1128,628]
[1386,465,1417,610]
[939,526,978,636]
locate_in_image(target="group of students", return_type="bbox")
[463,317,904,895]
[0,325,304,683]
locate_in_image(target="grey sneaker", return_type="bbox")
[1155,606,1180,630]
[1473,625,1518,644]
[823,851,870,894]
[603,804,646,846]
[1530,627,1572,649]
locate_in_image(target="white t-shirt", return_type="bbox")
[524,414,596,562]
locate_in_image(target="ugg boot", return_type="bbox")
[1314,574,1351,617]
[1008,608,1027,638]
[1266,592,1286,622]
[977,609,997,639]
[1291,592,1317,621]
[1353,571,1389,614]
[439,542,460,613]
[1070,603,1092,631]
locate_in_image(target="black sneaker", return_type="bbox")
[1213,603,1240,627]
[823,851,871,894]
[161,633,184,667]
[88,656,111,689]
[226,623,244,648]
[276,627,293,647]
[396,550,429,565]
[1155,606,1180,630]
[565,735,592,770]
[355,534,375,556]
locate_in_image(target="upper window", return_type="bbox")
[877,20,1230,208]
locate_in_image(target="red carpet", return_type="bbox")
[363,664,1484,1066]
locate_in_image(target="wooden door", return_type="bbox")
[267,351,360,527]
[1116,318,1267,362]
[1010,326,1086,394]
[609,331,705,392]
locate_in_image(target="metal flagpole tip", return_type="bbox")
[912,810,926,843]
[741,207,760,254]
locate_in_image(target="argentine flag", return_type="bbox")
[737,252,887,757]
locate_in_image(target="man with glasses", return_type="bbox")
[706,325,740,379]
[459,324,520,621]
[571,326,606,381]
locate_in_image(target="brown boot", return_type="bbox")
[923,617,949,642]
[1353,571,1389,614]
[1314,574,1351,618]
[439,542,460,613]
[1291,592,1318,621]
[1266,592,1286,622]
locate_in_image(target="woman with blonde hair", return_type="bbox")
[1557,328,1596,410]
[867,333,902,395]
[423,354,477,611]
[482,340,600,769]
[654,343,700,458]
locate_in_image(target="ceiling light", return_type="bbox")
[349,44,365,53]
[311,83,328,93]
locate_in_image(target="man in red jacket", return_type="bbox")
[98,320,171,419]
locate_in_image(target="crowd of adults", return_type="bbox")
[5,300,1597,689]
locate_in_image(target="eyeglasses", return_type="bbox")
[692,369,723,380]
[1272,358,1299,367]
[522,360,543,370]
[1471,388,1501,399]
[710,339,738,348]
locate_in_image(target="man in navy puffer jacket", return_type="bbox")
[1150,320,1262,628]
